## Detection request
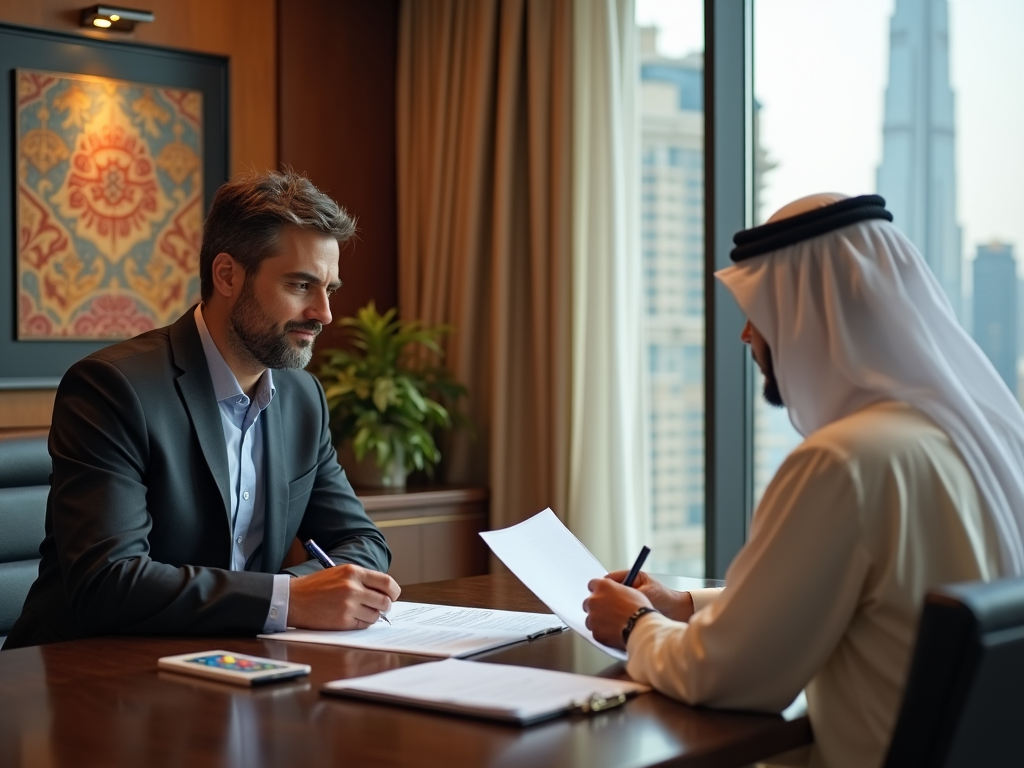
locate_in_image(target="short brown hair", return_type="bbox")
[199,170,356,300]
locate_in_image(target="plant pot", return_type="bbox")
[337,441,407,489]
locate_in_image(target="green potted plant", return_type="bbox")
[317,302,467,488]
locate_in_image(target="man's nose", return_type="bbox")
[308,290,333,326]
[740,320,753,345]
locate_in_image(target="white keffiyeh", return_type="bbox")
[716,194,1024,575]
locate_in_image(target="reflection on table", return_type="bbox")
[0,573,809,768]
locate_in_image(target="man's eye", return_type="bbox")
[294,283,309,291]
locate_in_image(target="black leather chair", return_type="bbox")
[0,434,50,647]
[884,575,1024,767]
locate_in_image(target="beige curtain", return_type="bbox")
[397,0,573,533]
[566,0,648,570]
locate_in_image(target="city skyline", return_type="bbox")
[876,0,962,318]
[639,30,706,575]
[635,0,1024,573]
[638,28,783,573]
[973,242,1019,392]
[639,0,1024,271]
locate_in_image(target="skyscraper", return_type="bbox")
[640,27,705,575]
[876,0,963,318]
[972,242,1018,394]
[639,28,778,573]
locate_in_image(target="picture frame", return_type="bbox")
[0,22,229,389]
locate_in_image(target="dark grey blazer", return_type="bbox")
[4,309,390,649]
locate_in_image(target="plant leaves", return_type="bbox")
[315,300,470,473]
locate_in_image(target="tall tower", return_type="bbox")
[876,0,963,317]
[973,242,1018,394]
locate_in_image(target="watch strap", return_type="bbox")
[622,606,660,646]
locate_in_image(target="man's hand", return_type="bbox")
[606,570,695,623]
[583,578,655,650]
[287,564,401,630]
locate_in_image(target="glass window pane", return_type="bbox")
[637,0,705,576]
[753,0,1024,506]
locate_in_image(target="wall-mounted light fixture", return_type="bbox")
[80,5,155,32]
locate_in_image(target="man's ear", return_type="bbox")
[210,252,244,299]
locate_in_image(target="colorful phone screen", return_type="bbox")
[185,654,288,673]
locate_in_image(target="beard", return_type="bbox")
[759,344,785,408]
[229,278,321,370]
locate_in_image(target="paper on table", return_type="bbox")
[479,508,626,660]
[259,602,566,658]
[322,658,649,724]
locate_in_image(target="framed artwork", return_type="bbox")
[0,22,228,388]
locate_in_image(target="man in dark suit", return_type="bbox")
[5,171,398,649]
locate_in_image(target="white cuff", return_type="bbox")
[262,574,291,633]
[689,587,726,614]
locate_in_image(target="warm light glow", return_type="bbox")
[92,18,112,28]
[109,14,120,21]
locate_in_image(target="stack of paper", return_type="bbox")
[260,602,566,658]
[323,658,649,724]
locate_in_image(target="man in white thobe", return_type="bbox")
[584,193,1024,768]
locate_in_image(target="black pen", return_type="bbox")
[527,626,566,641]
[623,545,651,587]
[303,539,392,625]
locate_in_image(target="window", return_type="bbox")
[637,0,705,576]
[634,0,1023,579]
[753,0,1024,505]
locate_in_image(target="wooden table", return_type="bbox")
[0,574,811,767]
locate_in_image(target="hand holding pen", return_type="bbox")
[583,545,658,650]
[609,547,695,623]
[622,546,651,588]
[301,540,393,626]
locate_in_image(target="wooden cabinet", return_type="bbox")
[359,486,489,586]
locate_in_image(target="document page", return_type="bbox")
[479,508,627,660]
[259,602,566,658]
[323,658,649,724]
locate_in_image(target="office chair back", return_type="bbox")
[884,575,1024,767]
[0,434,50,644]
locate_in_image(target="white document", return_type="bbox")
[322,658,649,724]
[259,602,566,658]
[479,508,627,660]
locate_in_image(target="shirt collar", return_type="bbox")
[194,305,275,407]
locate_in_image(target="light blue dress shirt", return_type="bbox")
[195,306,289,633]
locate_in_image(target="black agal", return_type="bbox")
[730,195,893,263]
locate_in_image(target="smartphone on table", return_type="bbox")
[158,650,311,687]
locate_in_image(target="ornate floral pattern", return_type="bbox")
[16,69,203,340]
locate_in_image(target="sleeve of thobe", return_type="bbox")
[689,588,726,612]
[625,445,872,712]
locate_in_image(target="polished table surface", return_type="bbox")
[0,574,811,767]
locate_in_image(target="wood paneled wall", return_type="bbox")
[0,0,278,174]
[278,0,400,350]
[0,0,401,431]
[0,0,277,432]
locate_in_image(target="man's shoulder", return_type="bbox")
[51,325,184,435]
[87,326,173,366]
[58,325,176,385]
[770,402,968,521]
[70,310,200,381]
[62,326,179,391]
[800,401,950,464]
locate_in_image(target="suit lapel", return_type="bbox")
[261,386,289,572]
[170,308,232,526]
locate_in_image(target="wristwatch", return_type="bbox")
[622,606,660,646]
